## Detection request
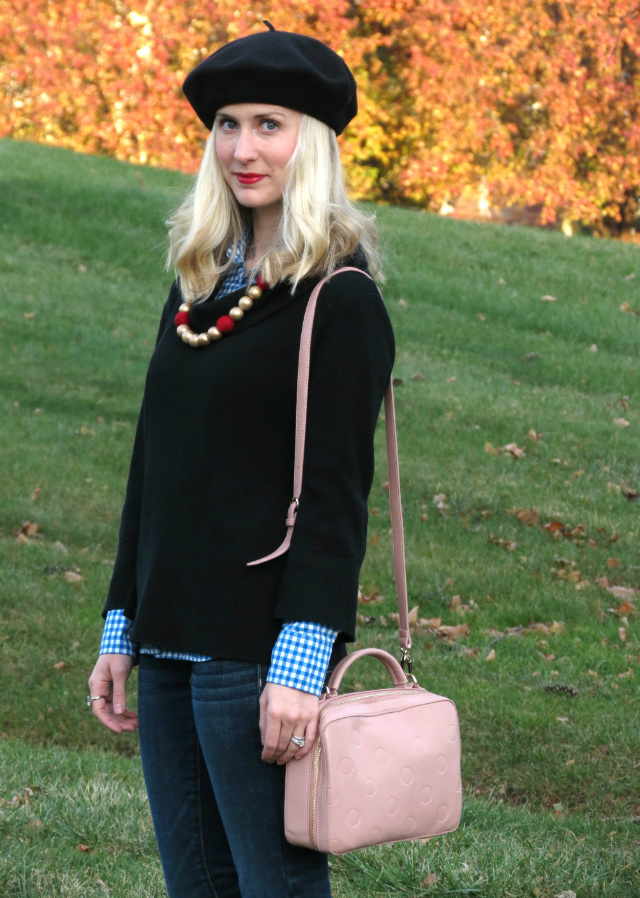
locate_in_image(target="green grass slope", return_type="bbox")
[0,139,638,897]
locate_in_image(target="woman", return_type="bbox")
[88,23,394,898]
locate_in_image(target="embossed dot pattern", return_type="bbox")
[346,809,361,827]
[364,778,377,797]
[340,758,354,776]
[287,690,462,854]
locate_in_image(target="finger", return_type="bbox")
[92,700,138,733]
[292,716,318,762]
[111,663,130,716]
[259,689,268,746]
[276,733,305,766]
[261,714,284,762]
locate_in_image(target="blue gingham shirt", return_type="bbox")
[99,235,338,695]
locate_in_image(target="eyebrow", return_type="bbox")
[216,110,287,121]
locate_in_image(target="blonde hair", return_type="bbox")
[167,114,381,302]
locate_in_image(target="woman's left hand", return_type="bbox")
[259,683,319,765]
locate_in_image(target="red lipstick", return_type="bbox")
[235,173,266,185]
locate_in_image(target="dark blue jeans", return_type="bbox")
[137,655,331,898]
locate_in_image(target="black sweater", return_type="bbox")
[103,262,395,665]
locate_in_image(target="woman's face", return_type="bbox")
[215,103,299,213]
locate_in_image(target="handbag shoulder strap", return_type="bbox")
[248,267,412,657]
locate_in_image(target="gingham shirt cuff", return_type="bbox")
[266,621,339,696]
[100,609,138,656]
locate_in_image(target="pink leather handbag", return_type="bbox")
[280,269,462,854]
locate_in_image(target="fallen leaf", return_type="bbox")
[53,661,65,670]
[624,272,635,281]
[64,570,84,583]
[486,648,496,662]
[517,507,540,526]
[620,300,640,314]
[78,843,90,853]
[613,418,630,428]
[612,600,636,615]
[618,669,633,679]
[521,352,541,362]
[357,586,384,604]
[619,627,627,642]
[433,493,448,513]
[607,558,620,568]
[484,442,502,456]
[526,429,544,441]
[53,540,68,554]
[556,891,577,898]
[541,294,557,302]
[408,605,419,626]
[588,344,597,352]
[437,623,470,639]
[31,487,41,500]
[556,717,568,723]
[621,482,639,500]
[411,373,426,381]
[502,442,526,458]
[398,298,408,308]
[422,873,438,888]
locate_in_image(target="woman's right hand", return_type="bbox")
[88,653,139,733]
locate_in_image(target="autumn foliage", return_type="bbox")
[2,1,640,229]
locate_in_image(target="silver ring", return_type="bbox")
[87,695,107,707]
[290,735,305,748]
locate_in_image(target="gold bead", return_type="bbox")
[247,285,262,300]
[179,302,190,313]
[239,296,253,311]
[176,324,189,336]
[197,333,210,346]
[189,334,200,347]
[207,327,222,340]
[181,329,193,344]
[229,306,244,321]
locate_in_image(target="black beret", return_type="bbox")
[182,23,357,135]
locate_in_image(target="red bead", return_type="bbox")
[255,276,269,291]
[175,310,190,326]
[217,315,235,333]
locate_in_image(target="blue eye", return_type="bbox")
[219,118,237,131]
[261,120,279,131]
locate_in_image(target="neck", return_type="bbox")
[247,204,282,266]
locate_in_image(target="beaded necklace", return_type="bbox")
[175,275,269,348]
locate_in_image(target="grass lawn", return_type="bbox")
[0,137,638,896]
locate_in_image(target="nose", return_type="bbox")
[233,126,258,164]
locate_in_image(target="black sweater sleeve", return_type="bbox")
[273,271,395,639]
[102,285,178,617]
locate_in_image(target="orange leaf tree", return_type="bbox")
[2,0,640,229]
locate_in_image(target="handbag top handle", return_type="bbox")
[248,268,412,664]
